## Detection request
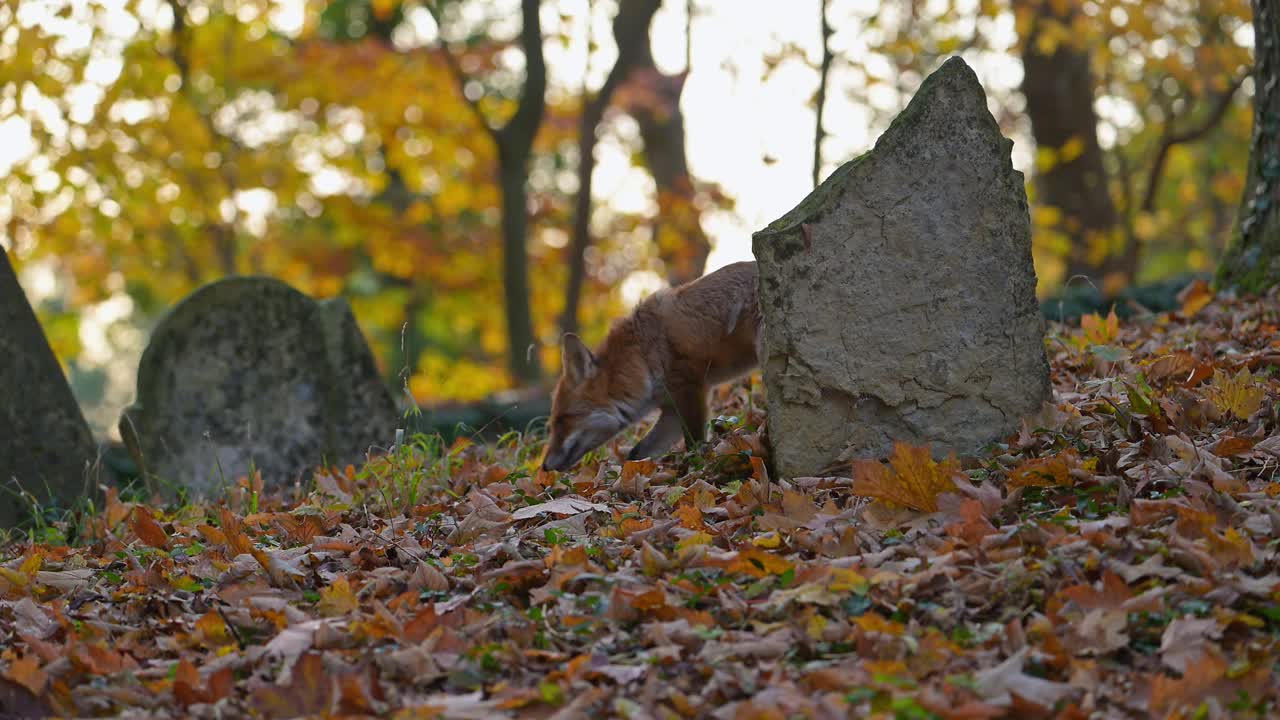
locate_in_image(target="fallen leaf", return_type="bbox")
[1159,616,1222,673]
[511,497,607,520]
[852,442,960,512]
[1178,279,1213,317]
[130,507,170,551]
[973,648,1074,709]
[1007,449,1078,489]
[2,655,47,696]
[1204,367,1265,419]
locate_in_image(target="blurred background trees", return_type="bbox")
[0,0,1261,436]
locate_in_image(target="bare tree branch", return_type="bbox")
[423,2,498,140]
[1141,74,1245,213]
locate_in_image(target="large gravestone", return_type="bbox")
[753,57,1051,478]
[121,278,397,497]
[0,250,98,528]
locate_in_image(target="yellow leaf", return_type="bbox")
[851,442,959,513]
[675,532,713,553]
[1080,308,1120,346]
[195,610,234,647]
[855,613,905,636]
[806,613,828,640]
[828,568,868,594]
[1060,136,1085,163]
[318,575,360,616]
[726,548,794,578]
[1035,31,1060,57]
[1178,279,1214,318]
[1133,213,1159,241]
[1007,449,1079,489]
[1204,368,1266,419]
[1035,145,1059,173]
[1032,205,1062,228]
[752,531,783,548]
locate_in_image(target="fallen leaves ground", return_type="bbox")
[4,285,1280,719]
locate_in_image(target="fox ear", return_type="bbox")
[561,333,597,384]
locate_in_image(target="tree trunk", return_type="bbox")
[626,15,709,285]
[562,0,663,337]
[494,0,547,384]
[813,0,832,190]
[1217,0,1280,292]
[1019,0,1119,287]
[498,146,539,383]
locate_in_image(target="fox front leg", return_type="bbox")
[628,382,709,460]
[628,409,684,461]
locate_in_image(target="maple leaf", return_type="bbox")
[193,609,235,648]
[1159,616,1222,673]
[852,442,960,512]
[944,499,998,545]
[2,655,47,696]
[1150,648,1270,715]
[318,575,360,616]
[973,648,1074,709]
[1078,308,1119,346]
[1203,367,1266,418]
[173,658,233,708]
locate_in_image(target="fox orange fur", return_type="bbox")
[542,261,762,471]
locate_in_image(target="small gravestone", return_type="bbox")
[753,57,1051,478]
[121,278,397,497]
[0,250,98,528]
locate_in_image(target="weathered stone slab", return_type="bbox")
[753,56,1051,478]
[0,250,98,528]
[121,278,397,496]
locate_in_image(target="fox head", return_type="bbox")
[541,333,632,472]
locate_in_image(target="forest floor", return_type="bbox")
[3,282,1280,719]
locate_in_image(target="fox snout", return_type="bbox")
[541,411,624,472]
[541,441,577,472]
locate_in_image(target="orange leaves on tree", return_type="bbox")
[852,442,960,512]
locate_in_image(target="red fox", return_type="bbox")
[542,261,762,472]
